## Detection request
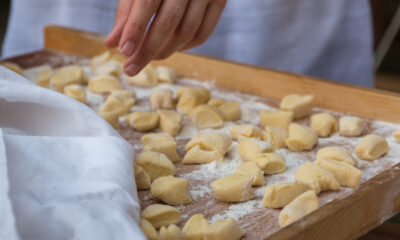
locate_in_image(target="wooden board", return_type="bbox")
[3,25,400,240]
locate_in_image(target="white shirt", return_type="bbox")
[2,0,373,87]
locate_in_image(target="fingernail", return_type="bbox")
[125,64,140,76]
[120,41,135,56]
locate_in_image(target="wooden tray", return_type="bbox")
[3,25,400,240]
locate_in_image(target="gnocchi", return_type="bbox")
[139,218,159,240]
[204,218,245,240]
[126,64,158,87]
[150,89,175,110]
[151,176,192,205]
[186,132,232,156]
[339,116,364,137]
[230,124,263,142]
[237,139,274,162]
[156,66,176,84]
[263,126,288,149]
[177,87,210,114]
[183,145,224,164]
[36,68,54,88]
[259,110,294,129]
[142,133,180,162]
[212,173,253,202]
[88,74,121,94]
[126,112,159,131]
[263,182,311,208]
[182,214,209,240]
[63,84,86,103]
[219,101,241,121]
[315,158,362,187]
[97,110,119,129]
[235,162,265,186]
[250,153,286,174]
[159,225,185,240]
[207,97,226,107]
[134,165,151,190]
[310,113,337,137]
[50,65,87,92]
[295,162,340,194]
[100,94,135,117]
[280,94,314,119]
[189,105,224,129]
[141,204,181,228]
[137,151,175,181]
[286,123,318,151]
[316,146,357,166]
[355,134,388,161]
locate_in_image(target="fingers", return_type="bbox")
[154,0,209,60]
[119,0,162,57]
[124,0,189,75]
[182,0,227,50]
[104,0,134,48]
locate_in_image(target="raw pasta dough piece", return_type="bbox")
[183,145,224,164]
[111,89,136,100]
[88,74,121,94]
[142,133,180,162]
[134,165,151,190]
[137,151,175,181]
[126,64,158,87]
[286,123,318,151]
[141,204,181,228]
[260,110,294,129]
[295,162,340,194]
[50,65,87,92]
[1,62,23,75]
[100,94,135,117]
[177,87,210,114]
[126,111,159,131]
[394,129,400,142]
[97,111,119,129]
[63,84,86,103]
[219,101,241,121]
[93,60,123,77]
[316,146,357,166]
[156,66,176,84]
[263,182,311,208]
[159,224,185,240]
[150,89,175,109]
[204,218,245,240]
[151,176,192,205]
[315,158,362,187]
[36,68,54,88]
[355,134,388,161]
[212,173,253,202]
[91,51,111,71]
[339,116,364,137]
[310,113,337,137]
[208,97,226,107]
[264,126,288,149]
[278,190,319,228]
[250,153,286,174]
[237,139,274,162]
[230,124,263,142]
[235,162,265,186]
[139,218,159,240]
[186,132,232,156]
[182,214,209,240]
[158,110,183,136]
[280,94,314,119]
[189,105,224,129]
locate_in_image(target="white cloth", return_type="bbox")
[2,0,373,87]
[0,67,146,240]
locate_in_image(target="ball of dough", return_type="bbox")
[263,182,311,208]
[134,165,151,190]
[182,214,209,240]
[316,146,357,166]
[219,101,241,121]
[235,162,265,186]
[186,132,232,156]
[230,124,263,142]
[158,110,183,136]
[126,111,159,131]
[189,105,224,129]
[295,162,340,194]
[177,87,210,114]
[88,74,121,94]
[310,113,337,137]
[263,126,288,149]
[151,176,192,205]
[237,139,274,162]
[280,94,314,119]
[93,60,123,77]
[250,153,286,174]
[204,218,245,240]
[100,94,135,117]
[36,68,54,88]
[139,218,159,240]
[63,84,86,103]
[183,145,224,164]
[126,64,158,87]
[260,110,294,129]
[50,65,87,92]
[354,134,388,161]
[141,204,181,228]
[286,123,318,151]
[160,224,185,240]
[1,62,23,75]
[315,158,362,187]
[208,97,226,107]
[156,66,176,84]
[339,116,364,137]
[211,173,253,202]
[142,133,180,163]
[278,190,319,228]
[137,151,175,181]
[97,110,119,129]
[393,129,400,142]
[151,89,175,110]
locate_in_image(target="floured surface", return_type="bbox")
[17,52,400,240]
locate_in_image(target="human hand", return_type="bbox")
[104,0,227,76]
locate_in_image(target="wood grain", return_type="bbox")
[8,25,398,240]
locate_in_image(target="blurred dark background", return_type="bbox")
[0,0,399,239]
